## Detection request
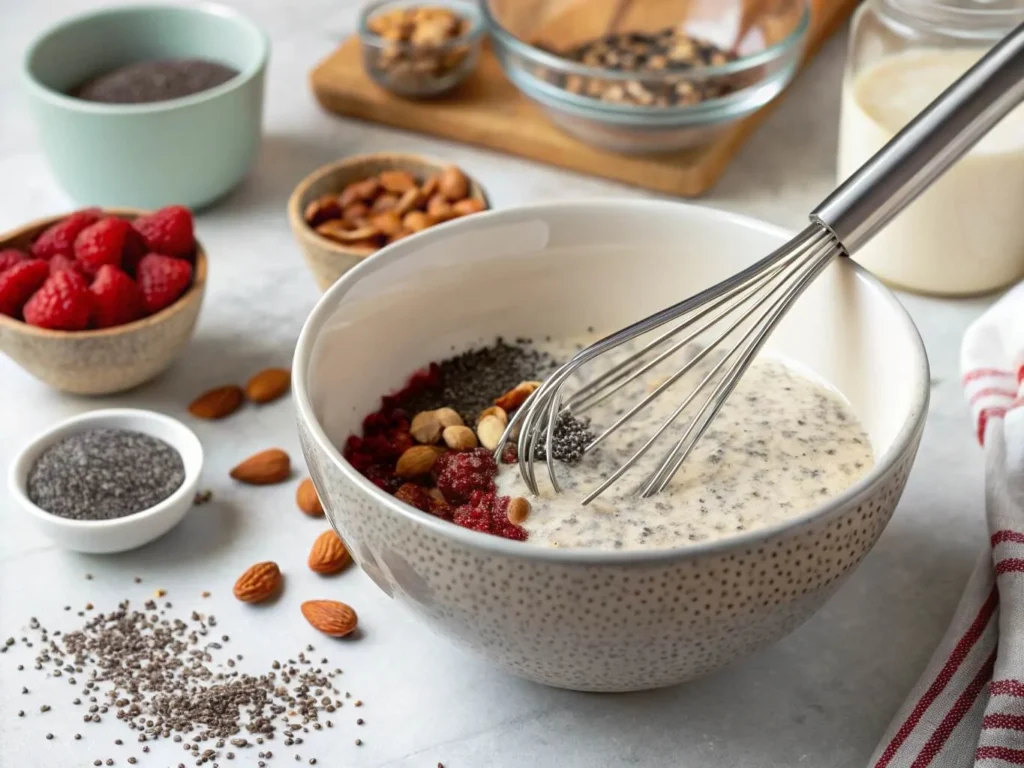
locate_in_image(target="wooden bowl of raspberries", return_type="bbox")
[0,206,206,395]
[288,152,489,290]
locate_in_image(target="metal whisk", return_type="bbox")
[497,21,1024,504]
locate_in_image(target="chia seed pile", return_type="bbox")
[2,594,367,765]
[27,428,185,521]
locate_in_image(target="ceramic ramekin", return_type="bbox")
[293,200,930,692]
[9,409,204,554]
[21,3,269,209]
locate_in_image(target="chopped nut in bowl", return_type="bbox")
[287,152,489,290]
[359,0,485,98]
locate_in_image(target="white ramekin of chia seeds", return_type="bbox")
[9,409,204,554]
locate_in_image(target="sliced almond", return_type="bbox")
[507,497,531,525]
[495,381,541,412]
[442,425,478,451]
[478,405,508,427]
[378,169,418,193]
[410,411,442,444]
[395,445,444,477]
[476,414,505,451]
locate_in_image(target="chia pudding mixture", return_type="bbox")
[27,428,186,521]
[494,335,874,551]
[73,58,239,105]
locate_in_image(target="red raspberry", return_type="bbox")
[452,492,527,541]
[73,217,133,275]
[120,228,147,276]
[48,254,86,277]
[89,265,145,328]
[136,253,193,314]
[132,205,195,258]
[394,483,432,512]
[433,447,497,504]
[23,270,93,330]
[31,208,102,259]
[0,249,27,274]
[0,259,50,317]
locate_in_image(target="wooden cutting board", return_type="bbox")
[310,0,855,197]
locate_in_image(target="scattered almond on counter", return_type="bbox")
[188,385,244,420]
[308,530,351,575]
[304,165,486,252]
[245,367,291,403]
[296,477,324,516]
[301,599,358,638]
[233,561,282,603]
[230,448,291,485]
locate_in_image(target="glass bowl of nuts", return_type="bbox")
[483,0,810,153]
[360,0,485,97]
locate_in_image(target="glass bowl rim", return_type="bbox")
[481,0,811,82]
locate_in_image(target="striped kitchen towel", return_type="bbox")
[868,282,1024,768]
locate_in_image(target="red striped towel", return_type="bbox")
[868,284,1024,768]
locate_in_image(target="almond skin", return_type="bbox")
[301,600,358,637]
[395,445,443,477]
[245,368,291,404]
[507,496,531,525]
[308,530,351,575]
[230,449,291,485]
[189,385,244,420]
[233,562,282,603]
[296,477,324,517]
[495,381,541,412]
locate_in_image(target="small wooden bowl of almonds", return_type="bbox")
[288,153,489,290]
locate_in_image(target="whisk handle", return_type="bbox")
[811,21,1024,254]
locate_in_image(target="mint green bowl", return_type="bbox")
[22,3,269,209]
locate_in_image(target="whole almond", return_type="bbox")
[426,195,454,221]
[308,530,351,574]
[395,187,423,215]
[301,600,358,637]
[378,169,417,193]
[371,193,400,213]
[296,477,324,516]
[339,177,380,207]
[303,195,342,227]
[478,405,508,427]
[230,449,291,485]
[402,210,434,232]
[507,496,531,525]
[370,210,404,237]
[476,414,505,451]
[189,385,243,420]
[395,445,443,477]
[442,425,478,451]
[246,368,291,404]
[343,202,370,223]
[452,198,486,217]
[434,407,464,428]
[495,381,541,412]
[410,411,442,444]
[421,174,440,198]
[438,166,469,201]
[233,562,281,603]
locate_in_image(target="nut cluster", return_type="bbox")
[536,28,742,107]
[303,166,485,253]
[365,6,473,92]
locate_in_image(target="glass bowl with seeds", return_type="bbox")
[482,0,810,153]
[359,0,485,97]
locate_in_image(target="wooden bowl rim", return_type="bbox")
[286,151,490,260]
[0,207,207,340]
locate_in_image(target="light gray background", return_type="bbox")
[0,2,993,766]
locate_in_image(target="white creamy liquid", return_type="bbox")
[497,338,874,551]
[837,49,1024,295]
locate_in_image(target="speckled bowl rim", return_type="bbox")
[293,199,931,566]
[8,408,204,531]
[286,152,490,261]
[0,208,207,339]
[21,2,270,115]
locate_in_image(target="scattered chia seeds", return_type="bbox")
[534,413,595,465]
[400,338,558,423]
[27,428,186,521]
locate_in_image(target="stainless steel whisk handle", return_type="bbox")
[812,21,1024,254]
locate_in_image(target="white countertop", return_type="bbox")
[0,2,997,767]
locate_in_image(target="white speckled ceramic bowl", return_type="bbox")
[293,201,929,692]
[0,208,207,395]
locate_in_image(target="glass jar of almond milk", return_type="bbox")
[838,0,1024,296]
